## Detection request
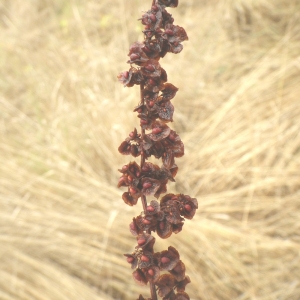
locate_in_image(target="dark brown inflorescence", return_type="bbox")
[117,1,197,299]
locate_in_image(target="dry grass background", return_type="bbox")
[0,0,300,299]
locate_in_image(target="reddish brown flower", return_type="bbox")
[164,24,188,43]
[141,7,163,30]
[143,90,159,104]
[160,193,176,205]
[133,269,148,286]
[144,76,165,93]
[165,204,182,225]
[170,260,186,281]
[124,253,138,269]
[167,130,184,158]
[160,68,168,83]
[154,178,168,198]
[160,8,175,29]
[160,83,178,101]
[135,214,157,232]
[119,161,141,178]
[128,42,149,65]
[122,191,140,206]
[175,276,191,293]
[162,149,175,169]
[117,67,144,87]
[148,121,171,141]
[168,164,178,178]
[136,233,155,252]
[118,140,132,155]
[155,100,174,122]
[146,200,160,215]
[141,177,161,196]
[156,274,176,297]
[156,219,172,239]
[141,59,162,78]
[159,246,180,271]
[118,139,142,157]
[142,40,161,59]
[138,251,153,268]
[144,265,160,283]
[171,221,184,234]
[130,218,144,236]
[161,24,188,54]
[178,194,198,220]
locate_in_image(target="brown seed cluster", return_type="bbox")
[117,1,197,299]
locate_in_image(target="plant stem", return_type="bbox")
[140,82,158,300]
[140,84,148,214]
[140,4,156,299]
[150,282,158,300]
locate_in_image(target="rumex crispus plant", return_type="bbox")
[117,1,198,299]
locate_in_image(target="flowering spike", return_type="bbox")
[118,1,197,299]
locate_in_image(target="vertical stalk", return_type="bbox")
[140,83,157,300]
[150,282,158,300]
[140,84,148,214]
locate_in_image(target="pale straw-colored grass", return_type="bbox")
[0,0,300,299]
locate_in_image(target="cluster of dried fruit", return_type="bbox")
[125,234,190,299]
[117,0,197,299]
